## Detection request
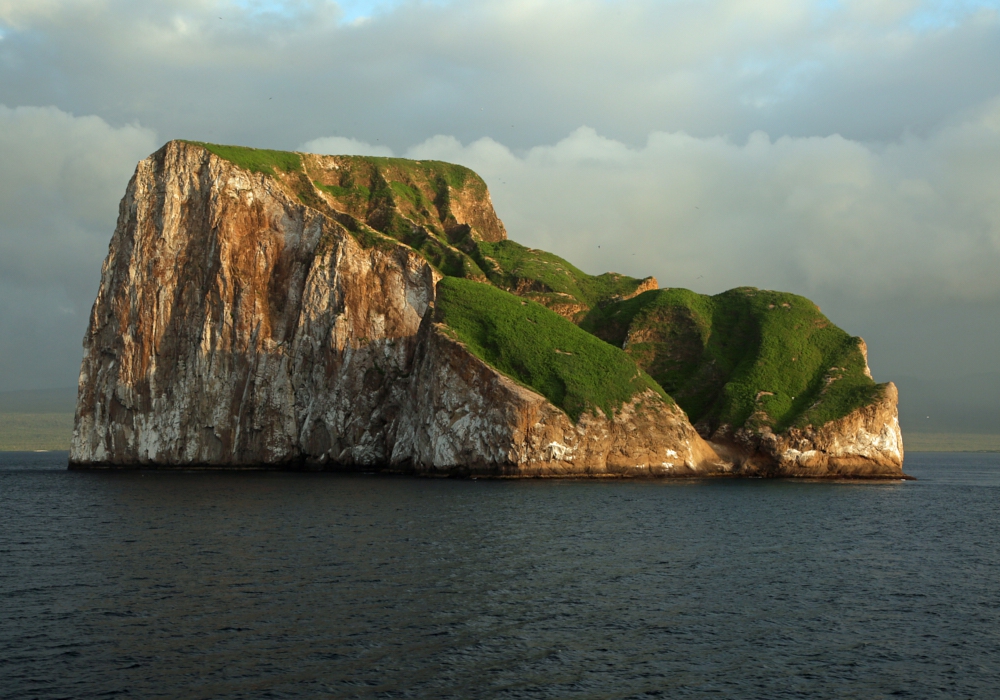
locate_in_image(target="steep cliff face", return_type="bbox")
[73,141,440,466]
[757,382,903,475]
[393,320,723,476]
[72,141,724,475]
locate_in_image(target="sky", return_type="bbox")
[0,0,998,423]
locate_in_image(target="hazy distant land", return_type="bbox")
[2,386,996,453]
[0,388,75,451]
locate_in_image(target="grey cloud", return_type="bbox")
[0,0,997,150]
[0,105,157,391]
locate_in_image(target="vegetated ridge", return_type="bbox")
[434,277,668,422]
[70,141,903,476]
[580,287,883,434]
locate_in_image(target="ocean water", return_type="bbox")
[1,452,998,699]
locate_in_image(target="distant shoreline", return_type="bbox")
[906,449,1000,454]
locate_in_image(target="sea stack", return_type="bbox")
[71,140,904,477]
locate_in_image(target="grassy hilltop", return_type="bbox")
[181,142,887,429]
[457,245,883,434]
[435,277,666,421]
[581,287,882,433]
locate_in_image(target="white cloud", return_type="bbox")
[0,0,997,149]
[405,134,515,166]
[298,135,394,157]
[404,104,1000,305]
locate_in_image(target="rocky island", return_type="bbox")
[70,140,905,477]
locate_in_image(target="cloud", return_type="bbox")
[398,105,1000,309]
[298,135,394,156]
[0,105,157,391]
[0,0,997,150]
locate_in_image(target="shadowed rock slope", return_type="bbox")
[71,140,904,477]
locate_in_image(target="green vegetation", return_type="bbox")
[314,181,371,200]
[435,277,667,422]
[358,156,480,192]
[182,140,884,433]
[0,413,73,451]
[584,287,883,432]
[389,181,429,208]
[472,240,649,310]
[186,142,302,177]
[315,156,484,203]
[378,212,485,277]
[429,160,476,191]
[337,220,398,252]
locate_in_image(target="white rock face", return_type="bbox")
[391,322,722,476]
[71,141,724,475]
[762,382,904,475]
[73,142,437,467]
[709,382,905,477]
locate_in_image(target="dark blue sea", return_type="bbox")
[2,452,998,699]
